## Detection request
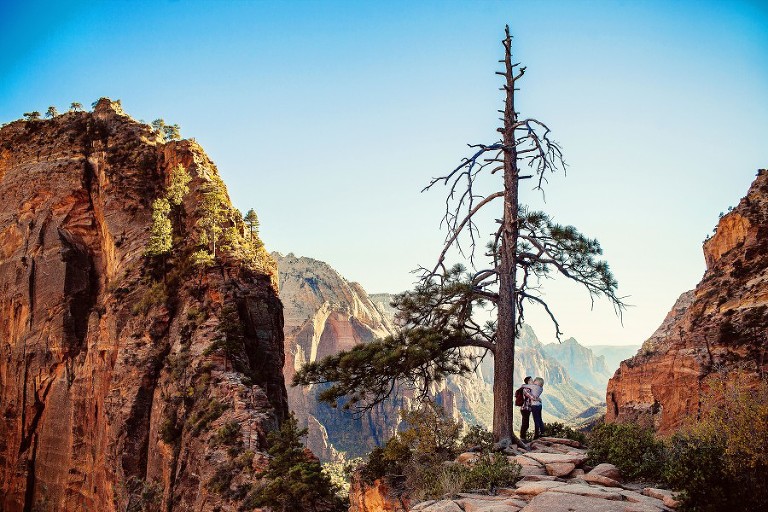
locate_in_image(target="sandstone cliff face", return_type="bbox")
[276,253,407,459]
[0,101,287,511]
[607,169,768,434]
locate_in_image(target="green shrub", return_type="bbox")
[211,421,242,448]
[663,373,768,511]
[132,280,168,315]
[188,399,226,435]
[544,422,587,445]
[462,452,520,491]
[460,424,495,452]
[587,422,665,481]
[159,413,181,444]
[663,433,729,512]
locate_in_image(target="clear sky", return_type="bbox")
[2,0,766,346]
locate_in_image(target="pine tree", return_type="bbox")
[145,198,172,257]
[196,177,229,260]
[23,111,41,121]
[166,164,191,206]
[249,414,344,512]
[243,208,261,246]
[69,102,83,112]
[162,124,181,142]
[45,106,58,118]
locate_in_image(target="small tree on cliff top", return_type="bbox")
[294,27,625,446]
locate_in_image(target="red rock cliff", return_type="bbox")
[606,169,768,434]
[0,100,288,511]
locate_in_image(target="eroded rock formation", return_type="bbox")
[607,169,768,434]
[0,100,287,511]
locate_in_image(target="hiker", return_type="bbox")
[518,376,532,440]
[524,377,545,439]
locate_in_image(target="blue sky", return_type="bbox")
[2,0,767,346]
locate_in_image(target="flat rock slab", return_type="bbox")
[539,437,582,447]
[512,455,544,467]
[545,462,576,477]
[519,475,559,483]
[458,500,521,512]
[643,488,680,508]
[619,490,671,510]
[515,480,567,496]
[523,452,587,466]
[518,465,548,477]
[550,483,623,500]
[416,499,464,512]
[521,492,667,512]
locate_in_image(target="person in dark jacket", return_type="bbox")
[519,376,532,440]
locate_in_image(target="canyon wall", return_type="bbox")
[607,169,768,434]
[0,100,287,511]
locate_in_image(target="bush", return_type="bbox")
[587,422,665,481]
[360,413,520,501]
[461,452,520,491]
[664,373,768,511]
[460,424,495,452]
[544,422,587,445]
[663,433,729,512]
[132,280,168,315]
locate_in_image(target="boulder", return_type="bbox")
[545,462,576,477]
[519,475,559,483]
[589,463,622,481]
[619,490,671,510]
[417,499,464,512]
[583,473,621,487]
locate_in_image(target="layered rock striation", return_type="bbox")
[607,169,768,433]
[0,101,287,511]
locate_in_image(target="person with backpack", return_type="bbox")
[516,376,532,440]
[524,377,546,439]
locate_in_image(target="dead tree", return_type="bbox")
[295,26,625,447]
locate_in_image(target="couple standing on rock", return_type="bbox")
[519,376,545,440]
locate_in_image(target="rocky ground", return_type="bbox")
[412,437,678,512]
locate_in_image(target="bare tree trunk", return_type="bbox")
[492,27,520,445]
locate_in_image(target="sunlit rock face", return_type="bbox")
[277,254,607,460]
[0,101,287,512]
[607,169,768,434]
[543,338,614,393]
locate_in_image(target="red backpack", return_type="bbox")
[514,386,525,407]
